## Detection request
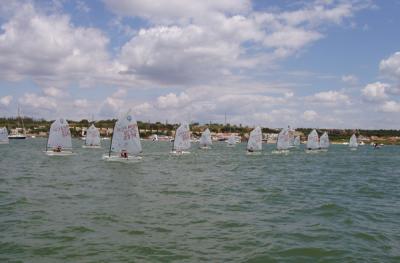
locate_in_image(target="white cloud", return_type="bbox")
[362,82,389,101]
[308,90,350,105]
[0,95,13,106]
[302,110,318,121]
[42,87,67,97]
[380,51,400,81]
[342,74,358,85]
[19,93,57,110]
[380,101,400,113]
[73,99,89,108]
[156,92,190,109]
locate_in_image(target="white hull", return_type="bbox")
[170,150,191,156]
[319,148,329,152]
[102,155,142,162]
[305,149,322,153]
[246,151,262,155]
[272,149,290,154]
[82,145,101,149]
[349,147,358,151]
[227,144,236,147]
[199,146,211,150]
[45,150,75,156]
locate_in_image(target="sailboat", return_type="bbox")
[103,111,142,162]
[247,126,262,154]
[171,123,191,155]
[82,124,101,148]
[293,136,300,147]
[319,132,330,152]
[306,129,320,153]
[349,134,358,150]
[227,134,237,147]
[273,128,290,153]
[199,128,212,149]
[8,106,26,139]
[0,127,9,144]
[45,118,74,156]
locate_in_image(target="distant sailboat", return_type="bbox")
[293,136,301,147]
[349,134,358,150]
[0,127,9,144]
[45,118,74,156]
[306,129,320,153]
[83,124,101,148]
[319,132,330,151]
[199,128,212,149]
[171,123,191,155]
[8,106,26,139]
[274,128,290,153]
[247,126,262,154]
[103,111,142,162]
[227,134,236,147]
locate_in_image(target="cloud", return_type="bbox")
[341,74,358,85]
[380,100,400,113]
[0,95,13,106]
[302,110,318,121]
[73,99,89,108]
[308,90,350,105]
[42,87,67,97]
[156,92,190,109]
[362,82,389,101]
[380,51,400,81]
[19,93,57,110]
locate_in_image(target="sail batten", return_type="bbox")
[110,111,142,155]
[173,123,191,151]
[247,126,262,151]
[307,129,319,150]
[47,118,72,149]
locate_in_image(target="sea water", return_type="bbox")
[1,139,399,262]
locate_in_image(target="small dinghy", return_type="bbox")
[319,132,330,152]
[45,118,74,156]
[349,134,358,150]
[306,129,320,153]
[82,124,101,148]
[246,126,262,155]
[0,127,9,144]
[273,128,290,154]
[199,128,212,149]
[170,123,191,155]
[102,110,142,162]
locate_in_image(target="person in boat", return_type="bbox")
[53,146,62,152]
[247,147,254,153]
[120,150,128,158]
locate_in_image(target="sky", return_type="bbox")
[0,0,400,129]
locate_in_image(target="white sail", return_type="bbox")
[306,129,319,150]
[173,123,191,151]
[0,127,9,143]
[110,111,142,155]
[349,134,358,148]
[47,118,72,150]
[227,134,236,145]
[277,128,290,150]
[247,126,262,151]
[320,132,330,149]
[85,124,101,146]
[199,128,212,146]
[293,136,300,146]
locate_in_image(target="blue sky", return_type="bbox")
[0,0,400,129]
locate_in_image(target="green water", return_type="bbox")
[1,139,400,262]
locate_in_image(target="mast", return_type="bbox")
[108,122,115,157]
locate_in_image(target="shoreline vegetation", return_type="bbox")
[1,117,400,145]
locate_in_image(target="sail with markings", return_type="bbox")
[306,129,319,150]
[277,128,290,150]
[247,126,262,151]
[173,123,191,151]
[47,118,72,150]
[319,132,330,149]
[85,124,101,146]
[110,111,142,155]
[0,127,9,144]
[199,128,212,147]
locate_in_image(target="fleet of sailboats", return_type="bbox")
[171,123,191,155]
[247,126,262,154]
[103,111,142,162]
[199,128,212,149]
[0,127,9,144]
[45,118,74,156]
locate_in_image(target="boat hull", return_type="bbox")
[102,155,142,162]
[305,149,322,153]
[82,145,101,149]
[8,136,26,139]
[170,151,191,156]
[246,151,262,155]
[199,146,211,150]
[272,150,290,154]
[45,151,75,156]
